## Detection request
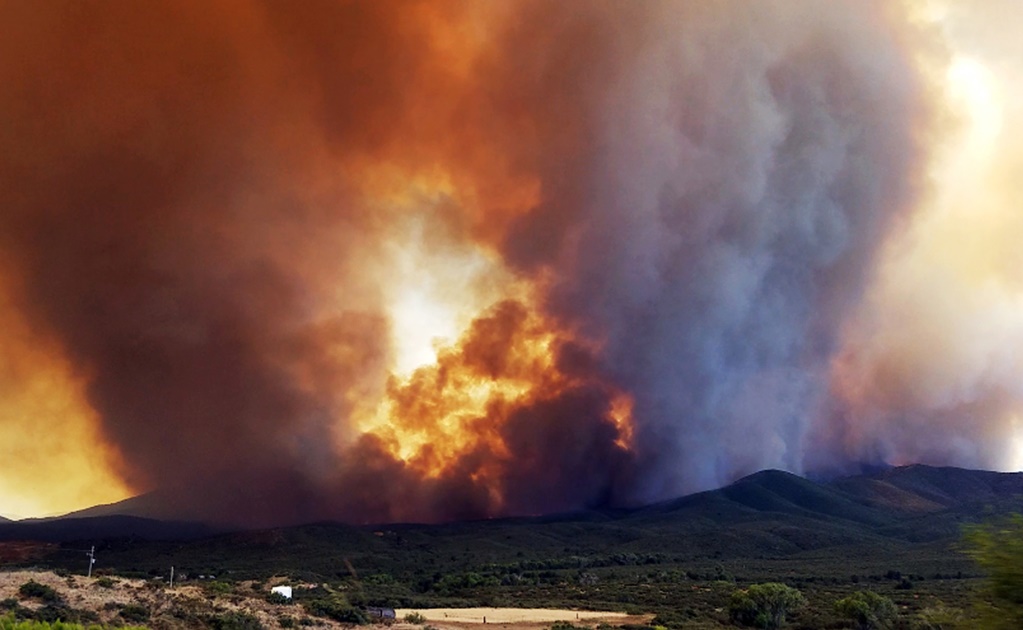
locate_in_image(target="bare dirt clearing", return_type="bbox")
[395,608,651,629]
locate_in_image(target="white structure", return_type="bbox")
[271,586,293,600]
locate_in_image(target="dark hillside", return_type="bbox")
[55,492,177,522]
[719,469,895,525]
[829,477,946,513]
[0,515,217,542]
[4,464,1021,590]
[835,465,1023,511]
[876,465,1023,505]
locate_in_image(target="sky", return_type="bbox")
[0,0,1021,525]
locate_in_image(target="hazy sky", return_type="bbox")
[0,1,1020,525]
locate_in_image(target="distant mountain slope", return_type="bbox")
[876,464,1023,505]
[4,464,1021,560]
[0,514,218,543]
[714,469,896,525]
[834,465,1023,511]
[56,492,175,522]
[636,470,881,531]
[605,464,1023,558]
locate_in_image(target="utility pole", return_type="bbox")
[170,566,174,588]
[86,546,96,578]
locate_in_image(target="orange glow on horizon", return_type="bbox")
[0,270,131,518]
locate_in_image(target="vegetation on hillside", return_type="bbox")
[0,615,143,630]
[3,466,1022,628]
[834,590,896,629]
[963,513,1023,629]
[727,583,804,628]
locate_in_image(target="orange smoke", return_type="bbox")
[0,0,635,523]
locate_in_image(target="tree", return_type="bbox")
[834,590,896,630]
[963,513,1023,629]
[728,582,805,629]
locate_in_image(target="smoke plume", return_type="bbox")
[0,1,1018,525]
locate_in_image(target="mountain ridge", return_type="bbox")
[3,463,1021,546]
[2,463,1021,584]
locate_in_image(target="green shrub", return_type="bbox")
[31,606,67,624]
[119,604,150,623]
[729,582,805,629]
[404,612,427,624]
[73,609,99,625]
[835,590,897,630]
[0,612,147,630]
[207,611,264,630]
[17,581,60,604]
[303,598,367,625]
[94,577,115,589]
[205,580,234,595]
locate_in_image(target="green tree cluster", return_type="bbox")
[834,590,896,630]
[728,582,805,629]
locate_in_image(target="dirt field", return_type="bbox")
[0,570,652,630]
[394,607,652,629]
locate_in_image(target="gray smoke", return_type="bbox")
[497,1,933,502]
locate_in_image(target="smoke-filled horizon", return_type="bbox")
[1,1,1021,525]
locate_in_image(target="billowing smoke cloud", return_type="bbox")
[489,1,932,501]
[0,0,448,523]
[812,0,1023,474]
[3,0,1011,526]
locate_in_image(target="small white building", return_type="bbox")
[270,586,293,600]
